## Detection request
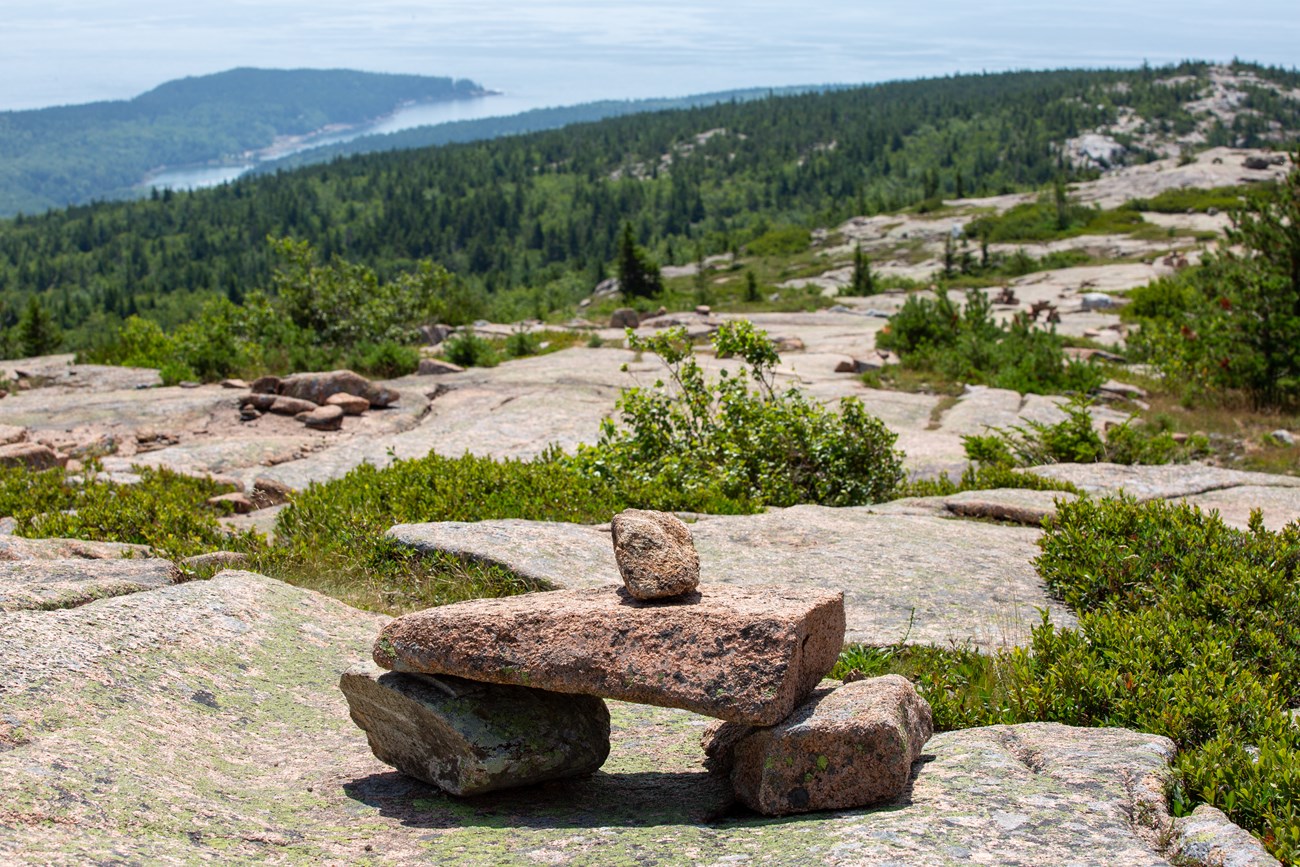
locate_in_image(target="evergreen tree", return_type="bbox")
[615,222,662,299]
[744,269,760,302]
[1201,153,1300,405]
[848,243,876,296]
[13,296,62,357]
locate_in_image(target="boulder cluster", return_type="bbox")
[341,509,933,816]
[237,369,399,431]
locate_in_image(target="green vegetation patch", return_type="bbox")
[876,288,1104,396]
[834,496,1300,864]
[966,184,1146,243]
[746,226,812,258]
[962,395,1211,468]
[9,464,259,559]
[1125,184,1256,214]
[1125,157,1300,408]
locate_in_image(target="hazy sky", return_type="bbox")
[3,1,1298,111]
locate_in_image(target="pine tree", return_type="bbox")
[1201,152,1300,405]
[615,222,663,299]
[848,243,876,296]
[14,296,62,357]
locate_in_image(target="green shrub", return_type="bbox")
[1123,272,1202,321]
[898,463,1080,498]
[963,395,1211,467]
[1125,160,1300,407]
[747,226,812,257]
[570,322,904,509]
[966,188,1144,243]
[344,340,420,379]
[13,465,260,559]
[834,497,1300,863]
[1125,185,1252,213]
[87,239,465,382]
[442,331,500,368]
[505,330,541,358]
[266,451,626,611]
[0,465,74,519]
[877,289,1104,395]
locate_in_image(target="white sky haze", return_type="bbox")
[2,1,1297,111]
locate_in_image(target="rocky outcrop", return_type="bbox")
[609,308,640,329]
[610,509,700,599]
[340,662,611,795]
[249,476,293,508]
[0,536,151,561]
[276,369,399,408]
[180,551,250,571]
[0,569,1276,864]
[703,675,933,815]
[387,505,1070,648]
[0,423,27,445]
[416,358,465,376]
[374,584,845,726]
[0,442,61,470]
[207,491,254,514]
[0,558,180,611]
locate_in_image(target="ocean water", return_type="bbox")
[4,0,1297,113]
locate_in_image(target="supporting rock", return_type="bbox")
[374,583,845,726]
[702,675,933,816]
[340,662,610,796]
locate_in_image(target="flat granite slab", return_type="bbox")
[1027,464,1300,530]
[375,584,845,725]
[0,558,180,612]
[388,505,1073,650]
[1028,462,1300,500]
[0,572,1273,865]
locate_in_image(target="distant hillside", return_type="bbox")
[2,61,1299,355]
[253,85,836,174]
[0,68,484,215]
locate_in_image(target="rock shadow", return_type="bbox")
[344,754,938,830]
[344,767,738,829]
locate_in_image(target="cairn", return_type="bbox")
[340,509,933,814]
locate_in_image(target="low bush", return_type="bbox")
[833,497,1300,863]
[570,322,904,509]
[877,289,1104,395]
[10,465,261,559]
[265,451,628,611]
[343,340,420,379]
[1125,185,1253,213]
[84,239,454,382]
[966,188,1145,243]
[747,226,812,257]
[504,330,541,358]
[962,395,1211,467]
[1123,161,1300,408]
[897,463,1080,499]
[441,331,500,368]
[1122,271,1203,322]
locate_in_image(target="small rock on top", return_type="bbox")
[610,509,700,600]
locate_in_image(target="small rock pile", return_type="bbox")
[237,370,399,431]
[341,509,933,814]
